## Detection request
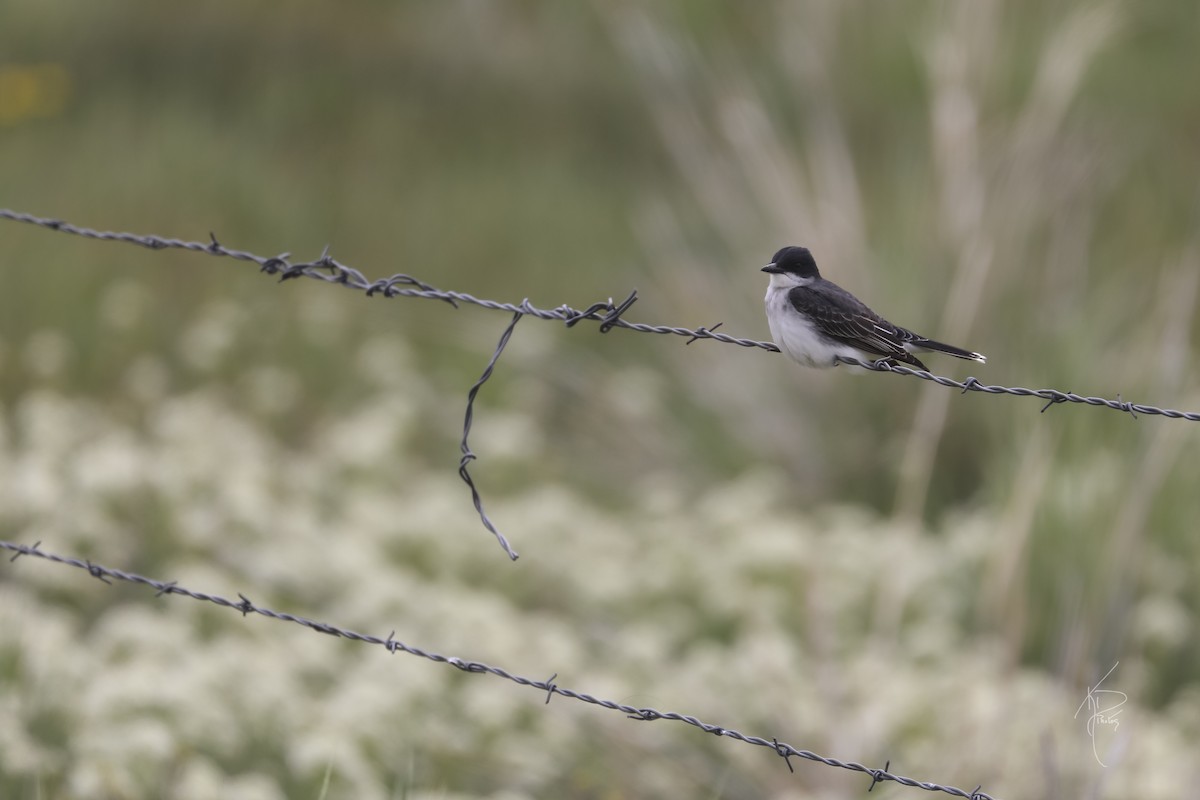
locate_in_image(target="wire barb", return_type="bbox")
[8,540,41,562]
[627,709,660,722]
[1040,392,1069,413]
[86,560,112,584]
[237,594,255,616]
[598,289,639,333]
[773,738,795,773]
[868,759,891,792]
[685,321,724,345]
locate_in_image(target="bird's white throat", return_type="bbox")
[765,272,814,291]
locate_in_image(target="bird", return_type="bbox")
[762,245,986,371]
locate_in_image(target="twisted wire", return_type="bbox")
[459,311,525,560]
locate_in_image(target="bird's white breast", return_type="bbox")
[764,276,861,369]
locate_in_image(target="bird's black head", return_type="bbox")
[762,246,820,278]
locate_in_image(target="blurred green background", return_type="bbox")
[2,1,1199,798]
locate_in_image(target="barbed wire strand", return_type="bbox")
[460,310,525,561]
[8,209,1197,560]
[1,539,997,800]
[2,208,1196,423]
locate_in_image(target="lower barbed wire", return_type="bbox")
[0,539,999,800]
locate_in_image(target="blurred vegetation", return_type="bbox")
[2,1,1199,798]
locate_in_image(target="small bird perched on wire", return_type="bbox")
[762,246,986,371]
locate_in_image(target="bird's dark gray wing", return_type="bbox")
[787,281,928,368]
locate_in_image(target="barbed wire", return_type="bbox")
[5,207,1200,555]
[1,539,998,800]
[3,208,1196,423]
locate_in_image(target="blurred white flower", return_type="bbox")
[23,329,70,378]
[99,280,150,331]
[180,301,245,372]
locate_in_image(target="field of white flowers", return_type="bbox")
[1,297,1196,798]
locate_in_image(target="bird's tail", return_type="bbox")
[914,338,987,364]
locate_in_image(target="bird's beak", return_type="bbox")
[762,263,783,274]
